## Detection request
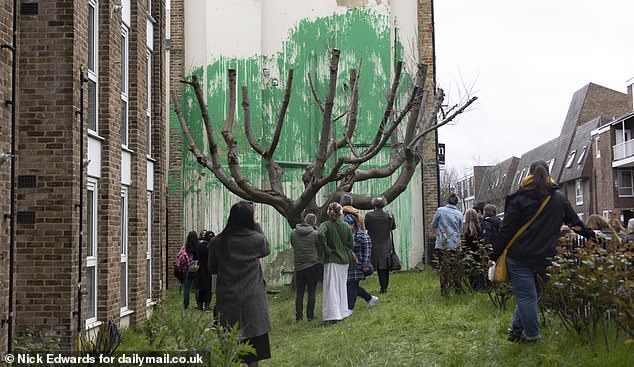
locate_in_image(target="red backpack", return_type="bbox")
[173,246,198,284]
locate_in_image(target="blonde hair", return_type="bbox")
[463,209,480,237]
[609,218,625,233]
[586,214,610,231]
[327,202,343,221]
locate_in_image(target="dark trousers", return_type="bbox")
[182,272,194,308]
[378,269,390,292]
[435,249,464,296]
[196,288,212,309]
[295,265,318,320]
[346,280,372,310]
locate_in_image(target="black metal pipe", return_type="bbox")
[77,67,87,339]
[7,0,17,354]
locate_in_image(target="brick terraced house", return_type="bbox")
[456,80,634,224]
[1,0,168,354]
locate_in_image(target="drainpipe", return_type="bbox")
[1,0,18,354]
[76,67,88,341]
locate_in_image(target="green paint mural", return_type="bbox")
[172,8,423,282]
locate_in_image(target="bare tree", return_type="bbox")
[172,49,477,227]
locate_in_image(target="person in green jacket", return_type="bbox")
[290,213,321,321]
[318,202,353,323]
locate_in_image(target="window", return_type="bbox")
[617,170,634,197]
[120,187,129,312]
[603,210,612,219]
[146,192,152,302]
[595,137,601,158]
[146,51,152,155]
[512,171,520,187]
[87,0,98,132]
[575,179,583,205]
[86,180,98,324]
[577,213,584,222]
[121,26,129,147]
[577,146,587,165]
[566,150,576,168]
[546,159,555,173]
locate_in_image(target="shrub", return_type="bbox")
[542,238,633,345]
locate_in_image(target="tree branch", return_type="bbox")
[241,86,266,155]
[308,72,325,112]
[265,69,294,158]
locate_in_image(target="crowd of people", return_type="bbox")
[173,159,630,361]
[175,195,398,365]
[430,160,633,344]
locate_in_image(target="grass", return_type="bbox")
[120,270,633,366]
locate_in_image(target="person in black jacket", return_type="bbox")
[491,160,595,343]
[481,204,502,246]
[195,230,214,311]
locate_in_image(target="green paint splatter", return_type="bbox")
[171,8,423,276]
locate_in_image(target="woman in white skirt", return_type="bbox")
[318,202,353,323]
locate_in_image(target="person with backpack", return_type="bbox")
[208,202,271,367]
[176,231,200,309]
[195,230,214,311]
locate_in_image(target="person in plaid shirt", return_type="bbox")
[344,214,379,313]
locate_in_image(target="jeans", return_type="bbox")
[346,280,372,310]
[182,272,194,309]
[378,269,390,292]
[507,257,541,340]
[295,265,318,320]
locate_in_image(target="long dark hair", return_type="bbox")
[528,160,550,197]
[222,201,257,235]
[185,231,198,254]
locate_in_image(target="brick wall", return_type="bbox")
[0,0,14,357]
[1,0,168,352]
[418,0,439,246]
[15,0,80,348]
[167,0,184,289]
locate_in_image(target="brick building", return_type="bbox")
[458,81,633,222]
[1,0,168,354]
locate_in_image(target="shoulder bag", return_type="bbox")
[387,215,402,271]
[491,195,551,283]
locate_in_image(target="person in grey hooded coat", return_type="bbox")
[290,213,322,321]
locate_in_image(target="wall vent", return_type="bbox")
[17,211,36,224]
[18,175,37,188]
[20,3,39,15]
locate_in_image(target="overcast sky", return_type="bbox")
[434,0,634,175]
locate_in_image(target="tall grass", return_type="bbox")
[120,270,633,366]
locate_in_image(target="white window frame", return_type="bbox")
[617,170,634,197]
[602,210,612,219]
[546,159,555,173]
[146,50,152,156]
[577,213,584,222]
[577,146,587,165]
[566,150,576,168]
[120,187,129,313]
[86,180,98,325]
[595,137,601,158]
[146,192,152,303]
[575,179,583,205]
[87,0,99,133]
[121,26,129,148]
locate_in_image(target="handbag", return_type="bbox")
[387,216,401,271]
[492,195,551,283]
[348,248,359,267]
